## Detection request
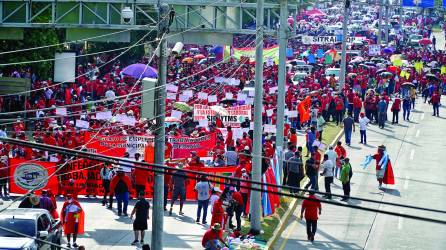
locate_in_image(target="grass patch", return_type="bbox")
[240,123,342,242]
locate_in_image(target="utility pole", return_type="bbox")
[384,0,390,44]
[152,2,169,250]
[339,0,349,89]
[250,0,264,235]
[378,0,383,45]
[276,0,288,188]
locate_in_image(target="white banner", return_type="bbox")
[193,104,251,127]
[302,35,366,45]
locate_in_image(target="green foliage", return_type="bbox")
[0,28,62,79]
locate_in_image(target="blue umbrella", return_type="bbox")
[383,47,394,54]
[122,64,158,79]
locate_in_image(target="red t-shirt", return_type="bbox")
[232,191,244,206]
[302,195,321,220]
[202,229,220,247]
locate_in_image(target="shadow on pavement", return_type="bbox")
[283,220,363,249]
[82,229,199,248]
[382,188,401,197]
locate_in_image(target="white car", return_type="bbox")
[0,209,62,250]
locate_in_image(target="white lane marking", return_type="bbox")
[415,129,420,138]
[410,149,415,160]
[421,113,425,120]
[404,176,410,190]
[398,212,404,230]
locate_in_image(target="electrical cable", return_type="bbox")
[3,137,446,220]
[0,31,164,213]
[0,0,229,56]
[0,0,228,67]
[0,0,238,97]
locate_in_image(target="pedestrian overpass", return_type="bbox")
[0,0,296,44]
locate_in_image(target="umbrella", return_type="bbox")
[194,54,205,60]
[220,99,237,105]
[182,57,193,63]
[426,74,439,81]
[165,117,181,123]
[383,47,394,53]
[122,64,158,79]
[401,82,415,88]
[347,73,357,77]
[198,58,208,64]
[380,72,393,78]
[418,38,431,46]
[365,61,375,66]
[376,68,386,75]
[430,67,440,74]
[173,102,193,112]
[353,40,364,46]
[210,106,229,116]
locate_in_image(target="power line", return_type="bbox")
[0,0,228,57]
[0,0,236,98]
[3,137,446,223]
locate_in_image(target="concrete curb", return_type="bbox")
[265,127,345,250]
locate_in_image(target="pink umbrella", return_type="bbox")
[418,38,431,46]
[194,54,205,60]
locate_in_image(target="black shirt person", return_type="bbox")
[130,192,151,245]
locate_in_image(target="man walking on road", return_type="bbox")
[377,97,387,129]
[391,96,401,124]
[340,158,353,201]
[130,191,150,246]
[342,114,355,146]
[358,113,370,144]
[169,168,187,216]
[430,90,441,117]
[304,153,318,190]
[403,97,411,121]
[320,154,334,199]
[300,191,322,242]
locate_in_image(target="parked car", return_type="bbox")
[0,209,62,250]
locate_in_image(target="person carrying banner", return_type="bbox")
[61,193,85,248]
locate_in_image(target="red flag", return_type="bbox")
[298,96,312,123]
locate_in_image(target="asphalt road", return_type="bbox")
[275,98,446,250]
[0,197,209,249]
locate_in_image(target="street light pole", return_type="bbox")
[339,0,349,90]
[250,0,264,235]
[152,2,169,250]
[276,0,288,188]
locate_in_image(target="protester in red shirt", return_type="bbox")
[201,224,223,249]
[225,126,234,150]
[300,192,322,242]
[334,141,347,178]
[391,96,401,124]
[229,190,244,231]
[352,94,362,122]
[430,91,441,117]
